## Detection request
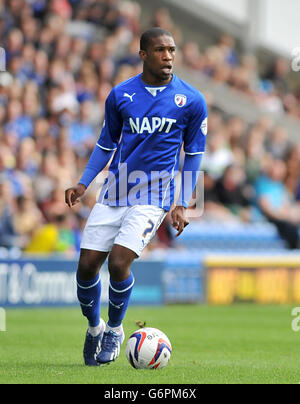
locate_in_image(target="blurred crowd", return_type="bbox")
[200,111,300,249]
[0,0,300,256]
[182,33,300,119]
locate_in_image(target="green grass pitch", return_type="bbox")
[0,304,299,384]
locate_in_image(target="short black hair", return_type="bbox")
[140,27,173,51]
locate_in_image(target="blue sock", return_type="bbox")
[108,272,135,328]
[76,272,101,327]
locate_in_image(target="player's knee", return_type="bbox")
[108,255,130,281]
[77,255,99,280]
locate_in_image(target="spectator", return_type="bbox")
[13,195,44,245]
[4,99,34,140]
[24,213,75,254]
[217,33,239,67]
[68,100,96,156]
[263,57,290,96]
[202,130,234,179]
[265,126,289,159]
[0,178,18,248]
[202,172,241,222]
[181,41,203,71]
[215,165,252,218]
[150,7,183,46]
[255,158,300,249]
[40,182,69,222]
[33,151,60,203]
[0,197,17,248]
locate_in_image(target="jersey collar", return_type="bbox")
[138,73,175,98]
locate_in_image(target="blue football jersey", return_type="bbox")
[97,73,207,211]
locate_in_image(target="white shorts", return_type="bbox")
[80,203,167,257]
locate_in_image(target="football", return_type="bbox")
[125,327,172,370]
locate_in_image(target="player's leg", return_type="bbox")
[96,244,136,364]
[78,203,123,338]
[107,244,137,328]
[77,248,108,330]
[77,248,108,366]
[97,205,166,365]
[77,203,125,365]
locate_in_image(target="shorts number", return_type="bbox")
[142,220,154,238]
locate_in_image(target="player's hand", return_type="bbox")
[171,206,189,237]
[65,184,87,208]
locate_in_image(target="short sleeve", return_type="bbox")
[97,88,123,151]
[183,92,208,155]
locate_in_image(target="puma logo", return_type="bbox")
[124,92,136,102]
[78,299,94,308]
[109,299,124,310]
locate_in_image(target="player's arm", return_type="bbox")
[65,146,114,208]
[172,153,203,237]
[65,89,122,208]
[171,92,207,236]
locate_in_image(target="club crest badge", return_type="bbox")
[174,94,187,107]
[201,117,208,135]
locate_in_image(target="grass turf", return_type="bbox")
[0,304,299,384]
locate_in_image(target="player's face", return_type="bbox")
[140,35,176,84]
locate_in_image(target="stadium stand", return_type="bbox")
[1,0,300,258]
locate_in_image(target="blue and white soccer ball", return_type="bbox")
[125,327,172,370]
